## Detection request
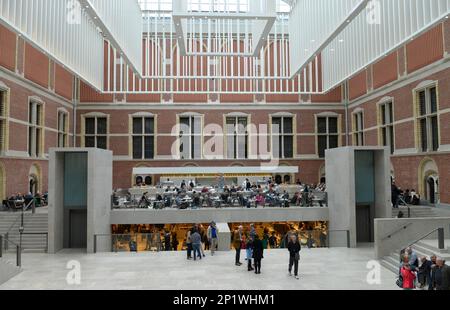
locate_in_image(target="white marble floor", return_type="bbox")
[0,246,398,290]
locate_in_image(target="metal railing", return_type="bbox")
[21,232,49,253]
[405,227,445,252]
[0,235,21,267]
[382,223,413,241]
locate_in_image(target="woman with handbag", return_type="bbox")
[287,234,301,280]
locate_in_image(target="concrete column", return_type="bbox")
[216,223,231,251]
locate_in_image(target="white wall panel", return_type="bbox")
[0,0,104,90]
[322,0,450,91]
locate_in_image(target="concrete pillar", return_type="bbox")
[216,223,231,251]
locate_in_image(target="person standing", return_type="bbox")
[252,235,264,274]
[232,226,244,266]
[246,236,254,272]
[199,224,206,258]
[171,232,179,251]
[191,229,202,261]
[287,234,301,280]
[400,263,417,290]
[164,230,171,251]
[432,257,450,290]
[186,230,192,260]
[391,181,400,209]
[207,222,219,256]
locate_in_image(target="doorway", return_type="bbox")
[427,177,436,204]
[356,205,372,243]
[69,210,87,248]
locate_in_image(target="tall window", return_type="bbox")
[28,101,44,157]
[272,116,294,159]
[132,116,155,160]
[379,101,394,154]
[57,111,68,148]
[317,116,339,158]
[353,112,364,146]
[84,116,107,149]
[179,116,202,159]
[226,116,248,159]
[0,90,7,153]
[417,86,439,152]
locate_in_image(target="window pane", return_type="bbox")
[29,102,34,124]
[420,118,427,152]
[382,128,387,146]
[35,128,41,156]
[283,118,293,134]
[97,118,107,135]
[133,118,143,134]
[272,117,281,134]
[381,105,386,125]
[133,136,143,159]
[97,136,107,150]
[144,136,154,159]
[192,135,201,159]
[431,116,439,152]
[85,118,95,134]
[28,127,33,156]
[429,87,437,114]
[318,136,327,158]
[419,91,426,116]
[329,135,338,149]
[145,118,154,134]
[388,103,394,124]
[0,91,5,117]
[328,117,338,134]
[36,105,42,126]
[317,118,327,134]
[284,136,293,158]
[389,126,394,154]
[85,136,95,147]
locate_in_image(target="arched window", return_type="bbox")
[145,176,153,186]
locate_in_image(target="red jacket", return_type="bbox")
[401,267,416,289]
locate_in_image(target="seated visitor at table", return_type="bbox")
[181,180,186,189]
[410,189,420,205]
[255,193,264,206]
[404,189,411,204]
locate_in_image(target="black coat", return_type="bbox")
[252,239,264,260]
[287,241,301,258]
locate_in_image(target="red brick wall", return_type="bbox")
[407,24,444,73]
[0,24,17,72]
[348,71,367,100]
[372,51,398,89]
[54,64,73,100]
[24,43,49,88]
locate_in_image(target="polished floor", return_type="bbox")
[0,246,397,290]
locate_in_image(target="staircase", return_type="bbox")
[392,206,441,218]
[0,211,48,253]
[0,258,21,285]
[380,239,450,274]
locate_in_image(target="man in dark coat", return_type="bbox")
[252,235,264,274]
[391,182,400,209]
[432,258,450,290]
[287,234,301,280]
[417,256,432,288]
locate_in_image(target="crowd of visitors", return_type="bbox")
[1,191,48,211]
[391,181,421,208]
[398,247,450,290]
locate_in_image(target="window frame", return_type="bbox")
[415,85,439,153]
[178,114,203,160]
[378,100,395,155]
[316,114,340,159]
[352,110,364,147]
[83,114,109,150]
[57,109,69,148]
[131,116,156,160]
[28,99,45,158]
[225,115,249,160]
[271,115,294,159]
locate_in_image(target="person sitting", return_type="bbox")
[34,192,43,208]
[255,193,264,207]
[410,189,421,205]
[24,192,34,207]
[404,189,411,204]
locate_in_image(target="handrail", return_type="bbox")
[405,227,443,250]
[0,235,21,267]
[5,199,35,235]
[382,222,413,241]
